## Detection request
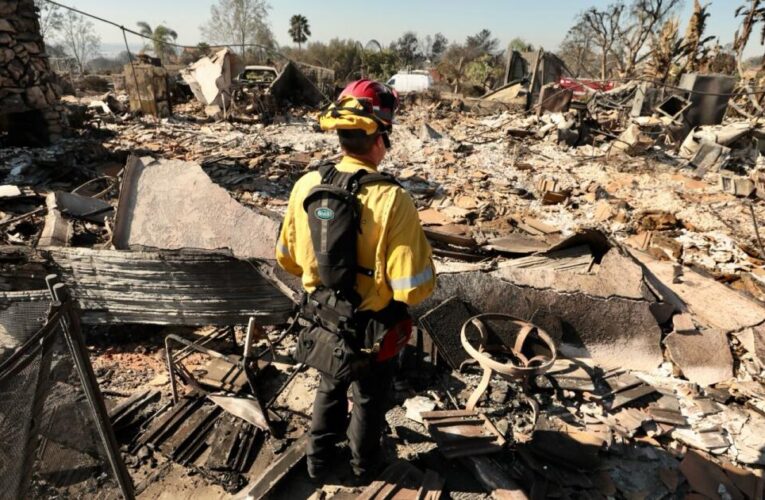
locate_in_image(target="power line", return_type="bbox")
[44,0,765,99]
[44,0,285,57]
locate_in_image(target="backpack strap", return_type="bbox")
[318,164,363,192]
[318,164,400,194]
[357,172,401,189]
[318,162,338,184]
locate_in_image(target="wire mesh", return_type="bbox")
[0,293,127,499]
[0,344,46,499]
[0,290,50,362]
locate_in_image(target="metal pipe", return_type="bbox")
[165,337,178,404]
[0,207,45,228]
[122,28,145,115]
[265,363,304,409]
[164,333,237,404]
[172,327,229,364]
[46,276,135,499]
[244,317,256,360]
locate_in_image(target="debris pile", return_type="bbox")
[181,47,243,119]
[2,33,765,498]
[124,61,171,117]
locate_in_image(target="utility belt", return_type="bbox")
[293,287,412,382]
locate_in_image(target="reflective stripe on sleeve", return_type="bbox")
[390,266,433,291]
[320,196,329,253]
[277,241,290,256]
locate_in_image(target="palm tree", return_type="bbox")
[136,22,178,64]
[288,14,311,51]
[734,0,765,72]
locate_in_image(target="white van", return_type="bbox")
[386,71,433,93]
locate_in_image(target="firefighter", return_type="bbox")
[275,79,435,482]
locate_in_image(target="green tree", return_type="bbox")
[197,42,211,55]
[393,31,421,68]
[365,49,400,80]
[421,33,448,62]
[465,53,498,91]
[437,29,502,94]
[284,38,363,81]
[466,29,499,56]
[289,14,311,50]
[509,37,534,52]
[136,22,178,64]
[431,33,448,60]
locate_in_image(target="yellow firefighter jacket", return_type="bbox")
[276,156,435,312]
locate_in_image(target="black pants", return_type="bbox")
[307,360,394,476]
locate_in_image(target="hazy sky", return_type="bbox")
[54,0,761,58]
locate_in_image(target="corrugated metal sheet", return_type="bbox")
[45,247,294,326]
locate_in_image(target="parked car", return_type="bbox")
[386,71,433,93]
[236,66,279,88]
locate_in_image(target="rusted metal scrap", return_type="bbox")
[460,313,557,412]
[207,394,269,432]
[419,296,474,370]
[129,393,263,491]
[421,409,507,459]
[234,434,309,500]
[358,461,444,500]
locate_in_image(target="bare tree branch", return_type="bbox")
[200,0,274,58]
[58,9,100,73]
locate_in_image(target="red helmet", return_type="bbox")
[338,79,399,127]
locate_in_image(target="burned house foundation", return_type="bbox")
[418,240,667,372]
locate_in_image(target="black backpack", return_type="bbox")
[302,163,399,304]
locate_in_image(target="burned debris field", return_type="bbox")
[3,0,765,499]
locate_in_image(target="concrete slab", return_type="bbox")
[485,233,551,255]
[730,410,765,466]
[112,156,280,262]
[736,325,765,368]
[498,246,654,300]
[665,329,734,387]
[635,251,765,333]
[672,313,697,334]
[416,244,665,371]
